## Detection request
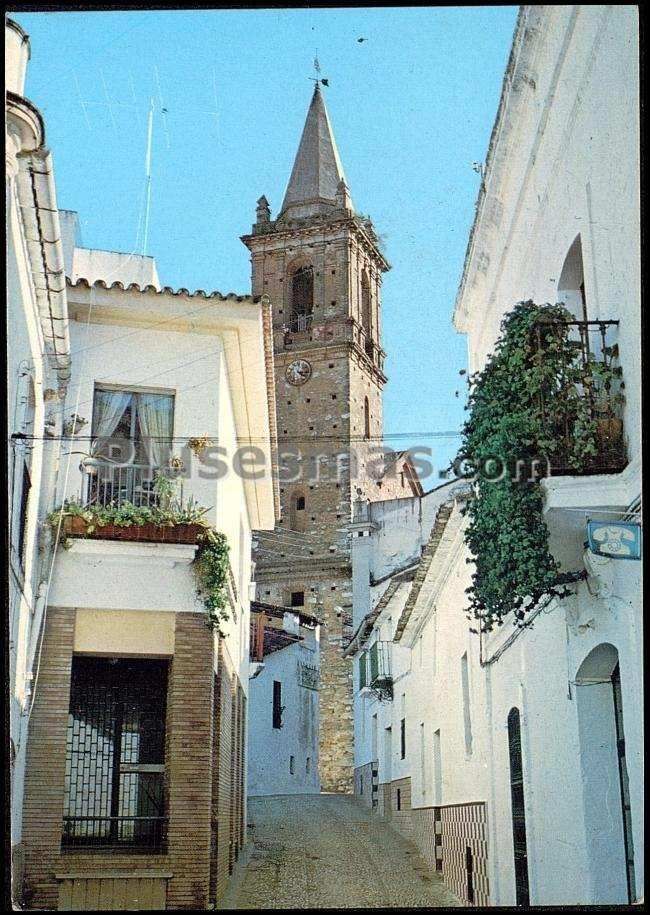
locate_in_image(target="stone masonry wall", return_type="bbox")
[247,219,388,796]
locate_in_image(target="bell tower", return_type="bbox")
[242,84,389,793]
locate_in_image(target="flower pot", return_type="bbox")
[89,521,205,544]
[596,416,624,447]
[62,515,88,536]
[61,514,205,544]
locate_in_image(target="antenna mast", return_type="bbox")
[143,97,154,257]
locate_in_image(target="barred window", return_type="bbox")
[291,266,314,321]
[63,656,169,852]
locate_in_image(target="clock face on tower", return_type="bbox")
[285,359,312,386]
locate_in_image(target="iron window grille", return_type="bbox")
[62,656,169,853]
[365,641,393,700]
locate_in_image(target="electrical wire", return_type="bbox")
[11,430,463,443]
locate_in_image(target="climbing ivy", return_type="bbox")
[195,527,231,635]
[458,300,624,631]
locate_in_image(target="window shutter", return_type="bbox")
[369,642,379,682]
[359,652,367,690]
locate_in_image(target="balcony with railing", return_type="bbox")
[537,319,627,477]
[57,460,209,545]
[83,461,161,509]
[361,640,393,700]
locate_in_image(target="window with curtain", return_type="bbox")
[91,387,174,468]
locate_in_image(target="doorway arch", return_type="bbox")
[575,643,635,903]
[558,235,588,322]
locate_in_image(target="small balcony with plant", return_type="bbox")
[47,386,233,634]
[458,301,628,633]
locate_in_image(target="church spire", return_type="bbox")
[279,84,353,219]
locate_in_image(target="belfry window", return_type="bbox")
[361,270,372,336]
[290,490,307,532]
[290,266,314,330]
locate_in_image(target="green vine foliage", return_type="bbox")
[195,528,231,634]
[458,300,624,631]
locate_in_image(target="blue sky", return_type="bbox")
[13,6,517,481]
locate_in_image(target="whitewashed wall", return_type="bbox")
[248,626,321,796]
[452,6,642,905]
[6,29,68,853]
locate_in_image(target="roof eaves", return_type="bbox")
[393,500,456,642]
[67,276,257,302]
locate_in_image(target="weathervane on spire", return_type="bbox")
[309,51,329,88]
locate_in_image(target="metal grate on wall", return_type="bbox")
[62,656,169,852]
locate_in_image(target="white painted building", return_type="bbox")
[18,215,279,905]
[248,603,321,796]
[349,5,641,908]
[6,17,71,892]
[10,22,279,897]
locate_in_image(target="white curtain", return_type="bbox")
[136,393,173,469]
[92,389,132,461]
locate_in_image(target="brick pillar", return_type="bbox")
[209,672,220,904]
[22,607,75,910]
[165,613,215,910]
[213,646,234,902]
[238,690,246,850]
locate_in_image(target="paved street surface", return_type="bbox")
[228,794,460,909]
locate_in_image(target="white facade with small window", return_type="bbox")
[248,613,321,796]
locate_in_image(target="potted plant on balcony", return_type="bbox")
[187,436,213,461]
[48,473,210,545]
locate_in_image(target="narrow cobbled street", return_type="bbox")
[228,795,460,909]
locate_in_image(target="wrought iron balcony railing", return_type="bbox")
[81,462,161,509]
[536,319,627,476]
[62,815,168,852]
